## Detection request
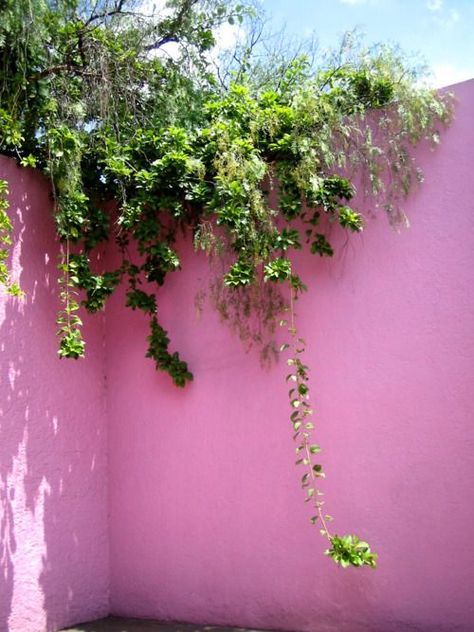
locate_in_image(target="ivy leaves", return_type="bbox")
[146,316,193,388]
[263,258,292,282]
[57,249,85,359]
[326,535,378,569]
[224,261,254,287]
[0,179,22,297]
[126,288,193,387]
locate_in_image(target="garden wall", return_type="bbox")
[107,79,474,632]
[0,158,109,632]
[1,79,474,632]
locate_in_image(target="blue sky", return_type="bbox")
[263,0,474,87]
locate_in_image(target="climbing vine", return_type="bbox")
[0,0,453,567]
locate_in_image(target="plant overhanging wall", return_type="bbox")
[0,0,452,568]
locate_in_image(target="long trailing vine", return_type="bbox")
[0,0,453,567]
[281,281,377,567]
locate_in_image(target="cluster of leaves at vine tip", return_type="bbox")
[326,535,377,568]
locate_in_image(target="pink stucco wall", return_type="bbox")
[107,80,474,632]
[0,158,109,632]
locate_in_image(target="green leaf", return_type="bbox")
[263,258,292,282]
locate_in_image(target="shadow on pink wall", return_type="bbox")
[0,159,109,632]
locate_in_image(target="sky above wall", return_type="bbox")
[263,0,474,87]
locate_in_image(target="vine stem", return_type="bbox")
[66,239,71,330]
[288,283,332,541]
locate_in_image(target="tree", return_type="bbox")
[0,0,452,567]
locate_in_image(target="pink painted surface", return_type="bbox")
[107,80,474,632]
[0,158,109,632]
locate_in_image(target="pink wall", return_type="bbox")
[107,80,474,632]
[0,158,109,632]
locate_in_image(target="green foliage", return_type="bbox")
[0,0,454,566]
[146,315,193,388]
[326,535,378,569]
[224,260,254,287]
[0,179,23,297]
[68,254,119,312]
[263,258,292,282]
[57,249,85,359]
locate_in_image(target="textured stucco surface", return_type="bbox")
[107,80,474,632]
[0,158,109,632]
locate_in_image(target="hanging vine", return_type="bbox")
[281,281,377,567]
[0,178,22,297]
[0,0,453,567]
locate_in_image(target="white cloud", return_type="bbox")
[448,8,460,25]
[151,40,181,61]
[431,62,474,88]
[213,21,245,55]
[426,0,443,11]
[430,5,461,30]
[205,21,246,67]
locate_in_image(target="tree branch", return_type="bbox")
[84,0,125,26]
[31,64,98,80]
[144,0,199,51]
